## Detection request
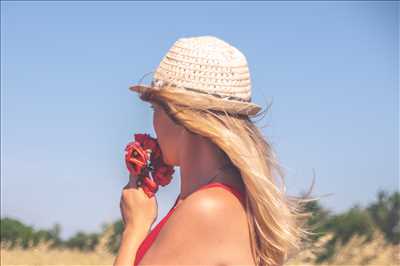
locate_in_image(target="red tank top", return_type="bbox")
[133,182,245,266]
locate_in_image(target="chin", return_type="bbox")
[163,155,172,165]
[163,153,178,166]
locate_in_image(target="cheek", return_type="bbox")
[152,109,179,165]
[153,110,168,151]
[153,111,161,140]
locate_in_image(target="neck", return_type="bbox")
[178,130,231,200]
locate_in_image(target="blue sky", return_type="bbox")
[1,1,398,240]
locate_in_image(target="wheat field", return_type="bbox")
[1,229,399,266]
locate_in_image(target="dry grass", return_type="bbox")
[286,229,400,266]
[1,229,399,265]
[1,243,114,265]
[1,226,115,265]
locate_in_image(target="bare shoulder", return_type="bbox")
[139,187,252,265]
[181,185,244,211]
[168,186,248,240]
[176,186,246,227]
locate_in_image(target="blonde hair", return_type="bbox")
[137,83,317,266]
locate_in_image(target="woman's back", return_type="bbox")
[135,182,255,266]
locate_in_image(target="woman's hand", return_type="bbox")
[114,174,158,266]
[120,173,158,234]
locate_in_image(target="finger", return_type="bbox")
[123,178,138,190]
[129,172,142,188]
[123,182,136,190]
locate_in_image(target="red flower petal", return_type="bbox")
[142,185,154,198]
[143,176,159,193]
[153,172,172,186]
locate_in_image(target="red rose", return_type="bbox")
[153,165,174,186]
[125,141,148,176]
[150,142,162,160]
[143,137,158,151]
[142,185,155,198]
[125,133,175,198]
[134,133,149,144]
[151,156,165,169]
[143,176,158,193]
[153,172,172,186]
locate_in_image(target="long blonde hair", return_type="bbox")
[138,83,316,266]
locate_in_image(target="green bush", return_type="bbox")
[65,231,99,251]
[106,220,124,255]
[367,190,400,244]
[1,218,63,249]
[316,205,377,262]
[1,217,35,249]
[302,199,331,242]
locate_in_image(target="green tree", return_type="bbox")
[1,217,35,248]
[107,219,124,255]
[302,198,331,242]
[32,229,53,246]
[367,190,400,244]
[47,223,63,248]
[316,205,375,262]
[65,231,99,251]
[0,218,65,249]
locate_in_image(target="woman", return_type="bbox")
[114,36,314,266]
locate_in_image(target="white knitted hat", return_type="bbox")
[129,35,262,116]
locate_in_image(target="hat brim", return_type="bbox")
[129,84,154,94]
[128,84,262,116]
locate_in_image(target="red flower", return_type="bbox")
[144,176,159,194]
[124,141,148,176]
[150,142,162,160]
[134,133,149,145]
[125,133,175,198]
[153,165,174,186]
[134,133,156,150]
[150,156,164,169]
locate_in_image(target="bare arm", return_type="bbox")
[113,227,148,266]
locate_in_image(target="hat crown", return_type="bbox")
[176,36,246,64]
[153,35,252,102]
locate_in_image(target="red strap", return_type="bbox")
[196,182,245,205]
[134,205,177,266]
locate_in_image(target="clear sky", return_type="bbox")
[1,1,398,240]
